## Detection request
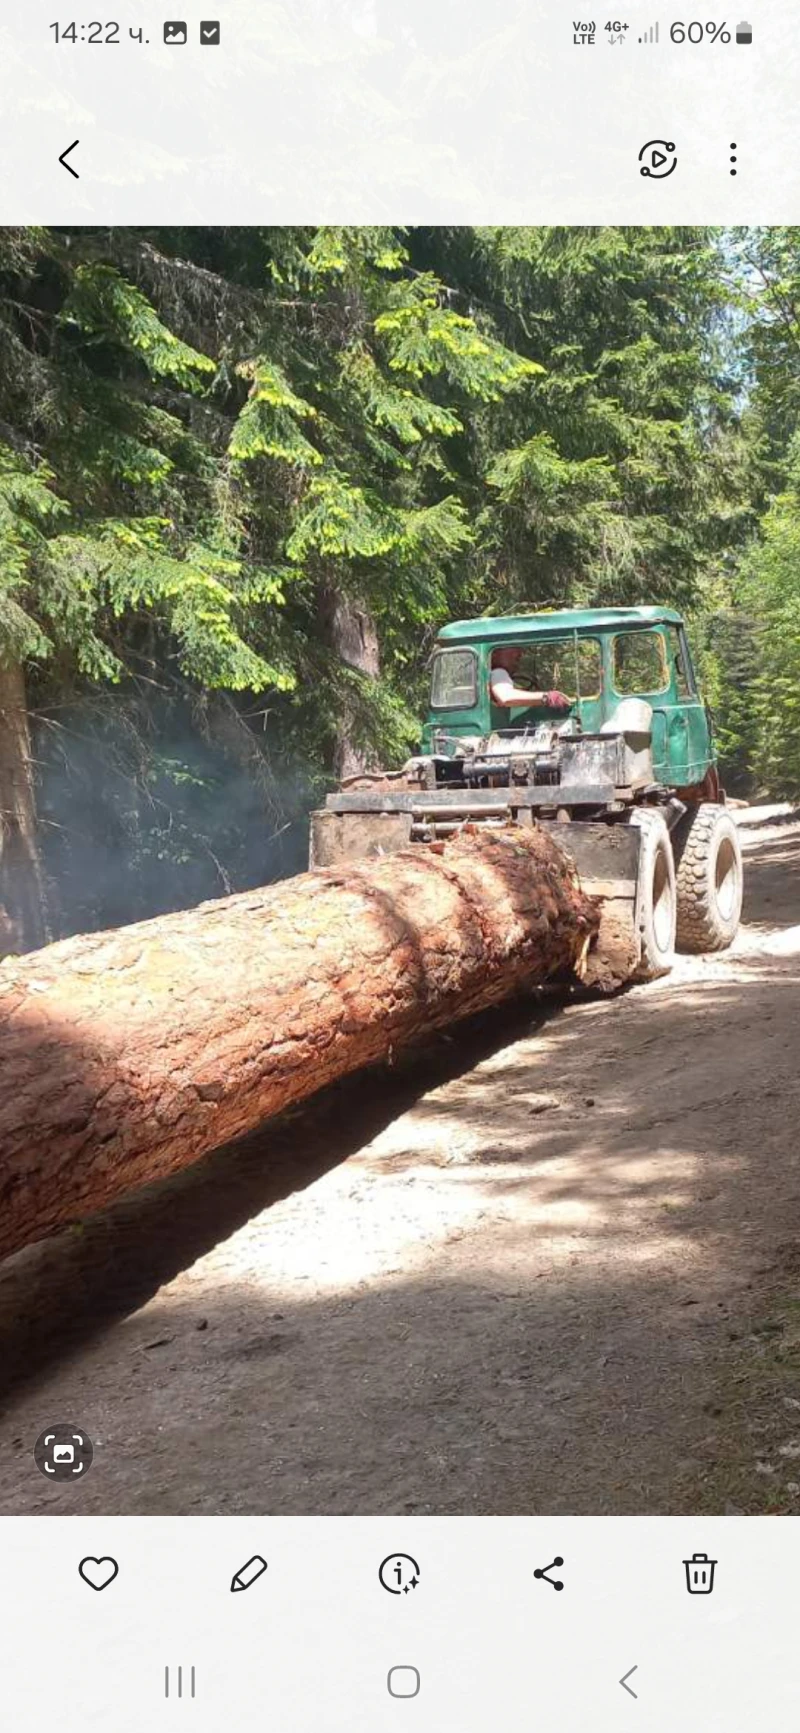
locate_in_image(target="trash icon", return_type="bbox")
[684,1552,717,1594]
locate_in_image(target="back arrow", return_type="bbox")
[620,1666,638,1699]
[59,140,80,179]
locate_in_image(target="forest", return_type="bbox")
[1,223,799,951]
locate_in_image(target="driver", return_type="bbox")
[489,646,571,711]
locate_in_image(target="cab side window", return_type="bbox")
[612,630,669,696]
[493,639,602,698]
[671,627,696,699]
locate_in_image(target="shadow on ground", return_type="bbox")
[0,993,556,1395]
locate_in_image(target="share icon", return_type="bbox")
[533,1556,565,1591]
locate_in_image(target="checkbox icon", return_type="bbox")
[200,20,221,43]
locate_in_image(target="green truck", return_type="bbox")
[310,606,744,987]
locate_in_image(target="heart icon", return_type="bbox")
[79,1556,119,1591]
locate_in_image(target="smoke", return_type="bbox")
[34,694,315,939]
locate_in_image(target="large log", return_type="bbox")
[0,825,597,1261]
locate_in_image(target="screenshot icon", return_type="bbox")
[34,1428,94,1481]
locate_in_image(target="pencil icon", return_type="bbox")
[230,1554,268,1593]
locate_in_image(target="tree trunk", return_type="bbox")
[317,583,380,781]
[0,659,49,954]
[0,825,597,1261]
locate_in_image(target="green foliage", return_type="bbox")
[689,229,800,797]
[436,226,743,610]
[735,454,800,796]
[375,273,540,397]
[690,581,761,793]
[229,359,322,467]
[286,473,398,561]
[340,346,462,446]
[305,226,409,279]
[62,264,216,390]
[0,445,67,661]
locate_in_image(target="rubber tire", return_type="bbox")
[629,808,677,981]
[674,803,743,953]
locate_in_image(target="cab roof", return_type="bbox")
[436,606,682,644]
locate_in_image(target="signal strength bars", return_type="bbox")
[638,20,659,40]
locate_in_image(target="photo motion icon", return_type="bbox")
[639,139,678,178]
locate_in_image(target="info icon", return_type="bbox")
[34,1425,94,1481]
[379,1553,421,1595]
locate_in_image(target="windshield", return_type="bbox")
[430,648,478,709]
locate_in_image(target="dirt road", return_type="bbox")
[2,807,800,1516]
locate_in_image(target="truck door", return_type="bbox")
[611,628,687,784]
[671,625,711,785]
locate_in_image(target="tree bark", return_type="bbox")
[0,824,597,1262]
[317,583,380,781]
[0,659,49,954]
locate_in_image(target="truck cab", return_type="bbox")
[423,606,718,798]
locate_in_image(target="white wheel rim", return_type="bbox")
[715,835,739,922]
[652,845,674,954]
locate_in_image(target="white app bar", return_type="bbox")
[2,1516,798,1730]
[1,0,798,221]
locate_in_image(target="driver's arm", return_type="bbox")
[499,686,550,704]
[489,669,539,704]
[489,670,569,707]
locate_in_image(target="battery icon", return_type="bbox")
[735,20,752,42]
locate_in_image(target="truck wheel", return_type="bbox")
[630,809,677,980]
[674,803,743,953]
